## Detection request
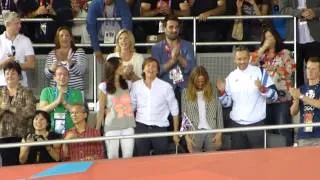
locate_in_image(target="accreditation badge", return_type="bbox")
[169,66,184,84]
[54,112,66,134]
[304,111,313,132]
[104,23,117,43]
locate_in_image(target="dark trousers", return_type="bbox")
[135,122,169,156]
[230,120,264,150]
[296,41,320,87]
[0,137,21,166]
[266,102,293,146]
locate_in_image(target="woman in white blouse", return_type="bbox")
[107,29,144,80]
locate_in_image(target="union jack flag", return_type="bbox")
[180,112,194,135]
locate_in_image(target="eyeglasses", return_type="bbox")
[11,45,15,57]
[70,111,84,115]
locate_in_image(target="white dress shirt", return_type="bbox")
[130,78,179,127]
[297,0,315,44]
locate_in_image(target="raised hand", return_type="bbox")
[236,0,244,9]
[216,79,226,93]
[199,12,210,21]
[289,87,301,100]
[254,78,262,89]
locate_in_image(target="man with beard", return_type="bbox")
[152,14,195,107]
[151,15,195,151]
[216,46,278,149]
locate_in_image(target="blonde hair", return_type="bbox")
[186,66,213,103]
[3,11,19,27]
[114,29,136,53]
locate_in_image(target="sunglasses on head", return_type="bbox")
[11,45,15,57]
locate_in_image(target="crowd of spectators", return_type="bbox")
[0,0,319,168]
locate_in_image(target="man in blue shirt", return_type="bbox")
[152,14,196,94]
[86,0,132,62]
[290,57,320,146]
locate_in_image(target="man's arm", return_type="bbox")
[290,99,300,116]
[86,0,102,51]
[117,0,132,30]
[140,2,160,17]
[255,69,278,102]
[216,78,232,108]
[198,0,226,20]
[166,85,180,144]
[173,1,190,16]
[152,43,175,76]
[20,55,35,70]
[279,0,302,17]
[179,42,195,75]
[39,88,62,112]
[0,57,14,69]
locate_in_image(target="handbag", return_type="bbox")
[232,20,244,41]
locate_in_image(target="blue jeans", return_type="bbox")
[266,102,293,146]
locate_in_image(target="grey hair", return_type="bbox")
[3,11,19,27]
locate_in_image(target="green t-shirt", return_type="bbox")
[40,87,83,133]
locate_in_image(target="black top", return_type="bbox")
[141,0,184,34]
[24,132,61,164]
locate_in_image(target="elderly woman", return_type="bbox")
[19,110,61,164]
[0,61,36,166]
[44,26,88,92]
[181,66,224,153]
[0,11,35,87]
[107,29,144,81]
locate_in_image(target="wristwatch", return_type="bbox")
[299,95,304,100]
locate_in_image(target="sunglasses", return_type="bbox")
[11,45,16,57]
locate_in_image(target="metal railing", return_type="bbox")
[0,15,298,147]
[0,123,318,150]
[5,15,295,110]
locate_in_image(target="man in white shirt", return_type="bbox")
[0,11,35,87]
[130,57,180,156]
[216,46,278,149]
[280,0,320,87]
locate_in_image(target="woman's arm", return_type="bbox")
[96,90,107,130]
[19,138,30,164]
[68,49,88,76]
[46,145,61,161]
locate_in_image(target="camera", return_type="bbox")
[31,134,44,141]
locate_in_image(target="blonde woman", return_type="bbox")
[181,66,224,153]
[107,29,144,81]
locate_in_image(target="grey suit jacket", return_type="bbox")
[280,0,320,42]
[181,88,224,131]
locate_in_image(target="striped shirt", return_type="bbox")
[44,48,88,91]
[62,125,105,161]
